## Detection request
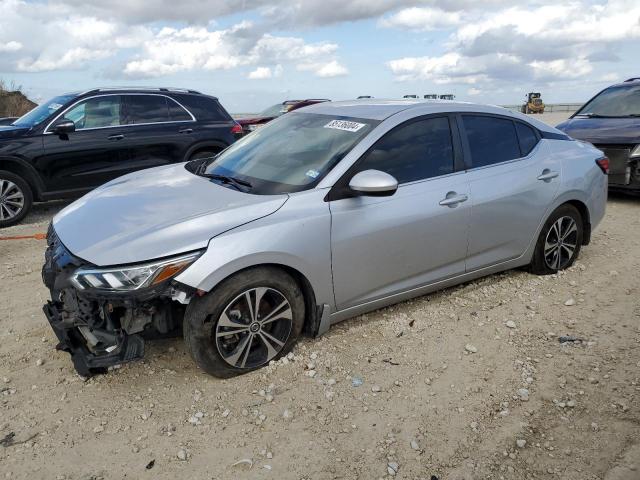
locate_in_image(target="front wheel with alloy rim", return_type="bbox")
[183,267,305,378]
[530,204,583,275]
[0,170,32,228]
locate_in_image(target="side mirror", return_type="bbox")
[52,119,76,136]
[348,169,398,197]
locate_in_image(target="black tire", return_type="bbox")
[184,266,305,378]
[530,204,583,275]
[189,150,218,161]
[0,170,32,228]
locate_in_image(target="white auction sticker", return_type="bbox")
[324,119,366,132]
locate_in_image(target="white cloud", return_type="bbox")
[124,25,345,78]
[248,66,273,79]
[0,40,21,52]
[314,60,349,77]
[248,64,284,79]
[386,0,640,89]
[380,7,461,30]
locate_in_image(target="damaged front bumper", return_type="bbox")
[43,300,145,377]
[42,225,194,376]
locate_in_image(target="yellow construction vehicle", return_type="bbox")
[521,92,545,114]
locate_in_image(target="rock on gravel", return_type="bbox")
[517,388,530,401]
[465,344,478,353]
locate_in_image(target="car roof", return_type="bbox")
[299,99,559,133]
[610,78,640,87]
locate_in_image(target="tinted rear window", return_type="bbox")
[126,95,169,124]
[463,115,520,168]
[172,94,231,121]
[516,122,538,156]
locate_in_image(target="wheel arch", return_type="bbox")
[0,157,44,199]
[181,256,328,337]
[564,199,591,245]
[183,141,228,161]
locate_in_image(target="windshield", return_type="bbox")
[576,85,640,117]
[202,112,379,194]
[12,94,77,127]
[258,103,287,118]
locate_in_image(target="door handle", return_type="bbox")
[439,192,468,207]
[179,128,194,134]
[107,134,125,141]
[537,169,559,181]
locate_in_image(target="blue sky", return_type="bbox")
[1,0,638,113]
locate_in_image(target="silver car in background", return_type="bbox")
[42,100,608,378]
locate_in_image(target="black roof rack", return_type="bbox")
[82,86,203,95]
[624,77,640,82]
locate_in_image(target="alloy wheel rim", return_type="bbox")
[544,216,578,270]
[0,179,25,221]
[215,287,293,369]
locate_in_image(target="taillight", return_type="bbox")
[596,157,609,174]
[231,122,243,136]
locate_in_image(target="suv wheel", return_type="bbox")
[183,267,305,378]
[0,170,32,228]
[530,204,583,275]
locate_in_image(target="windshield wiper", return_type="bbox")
[200,173,252,191]
[575,112,640,118]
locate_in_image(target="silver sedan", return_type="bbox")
[43,100,608,377]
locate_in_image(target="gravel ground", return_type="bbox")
[1,113,638,480]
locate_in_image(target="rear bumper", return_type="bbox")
[43,300,144,377]
[594,144,639,188]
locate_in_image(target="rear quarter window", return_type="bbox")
[172,94,232,122]
[515,122,539,156]
[462,115,521,168]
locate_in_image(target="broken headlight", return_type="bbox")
[71,251,202,292]
[630,144,640,158]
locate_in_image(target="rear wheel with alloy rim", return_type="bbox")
[0,170,32,228]
[184,267,305,378]
[530,204,583,275]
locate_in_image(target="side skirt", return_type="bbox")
[327,256,529,327]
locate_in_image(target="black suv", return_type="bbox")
[0,87,241,227]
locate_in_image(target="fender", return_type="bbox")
[183,140,229,161]
[175,189,335,312]
[0,156,46,198]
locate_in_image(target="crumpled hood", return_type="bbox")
[0,125,30,139]
[53,163,288,266]
[556,117,640,144]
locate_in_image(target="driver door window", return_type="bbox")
[63,96,123,130]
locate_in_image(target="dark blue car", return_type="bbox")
[557,78,640,193]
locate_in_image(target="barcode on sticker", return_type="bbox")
[324,120,366,132]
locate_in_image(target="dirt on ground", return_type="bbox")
[0,113,638,480]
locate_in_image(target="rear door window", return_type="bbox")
[126,95,170,124]
[462,115,521,168]
[168,99,192,121]
[356,116,455,184]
